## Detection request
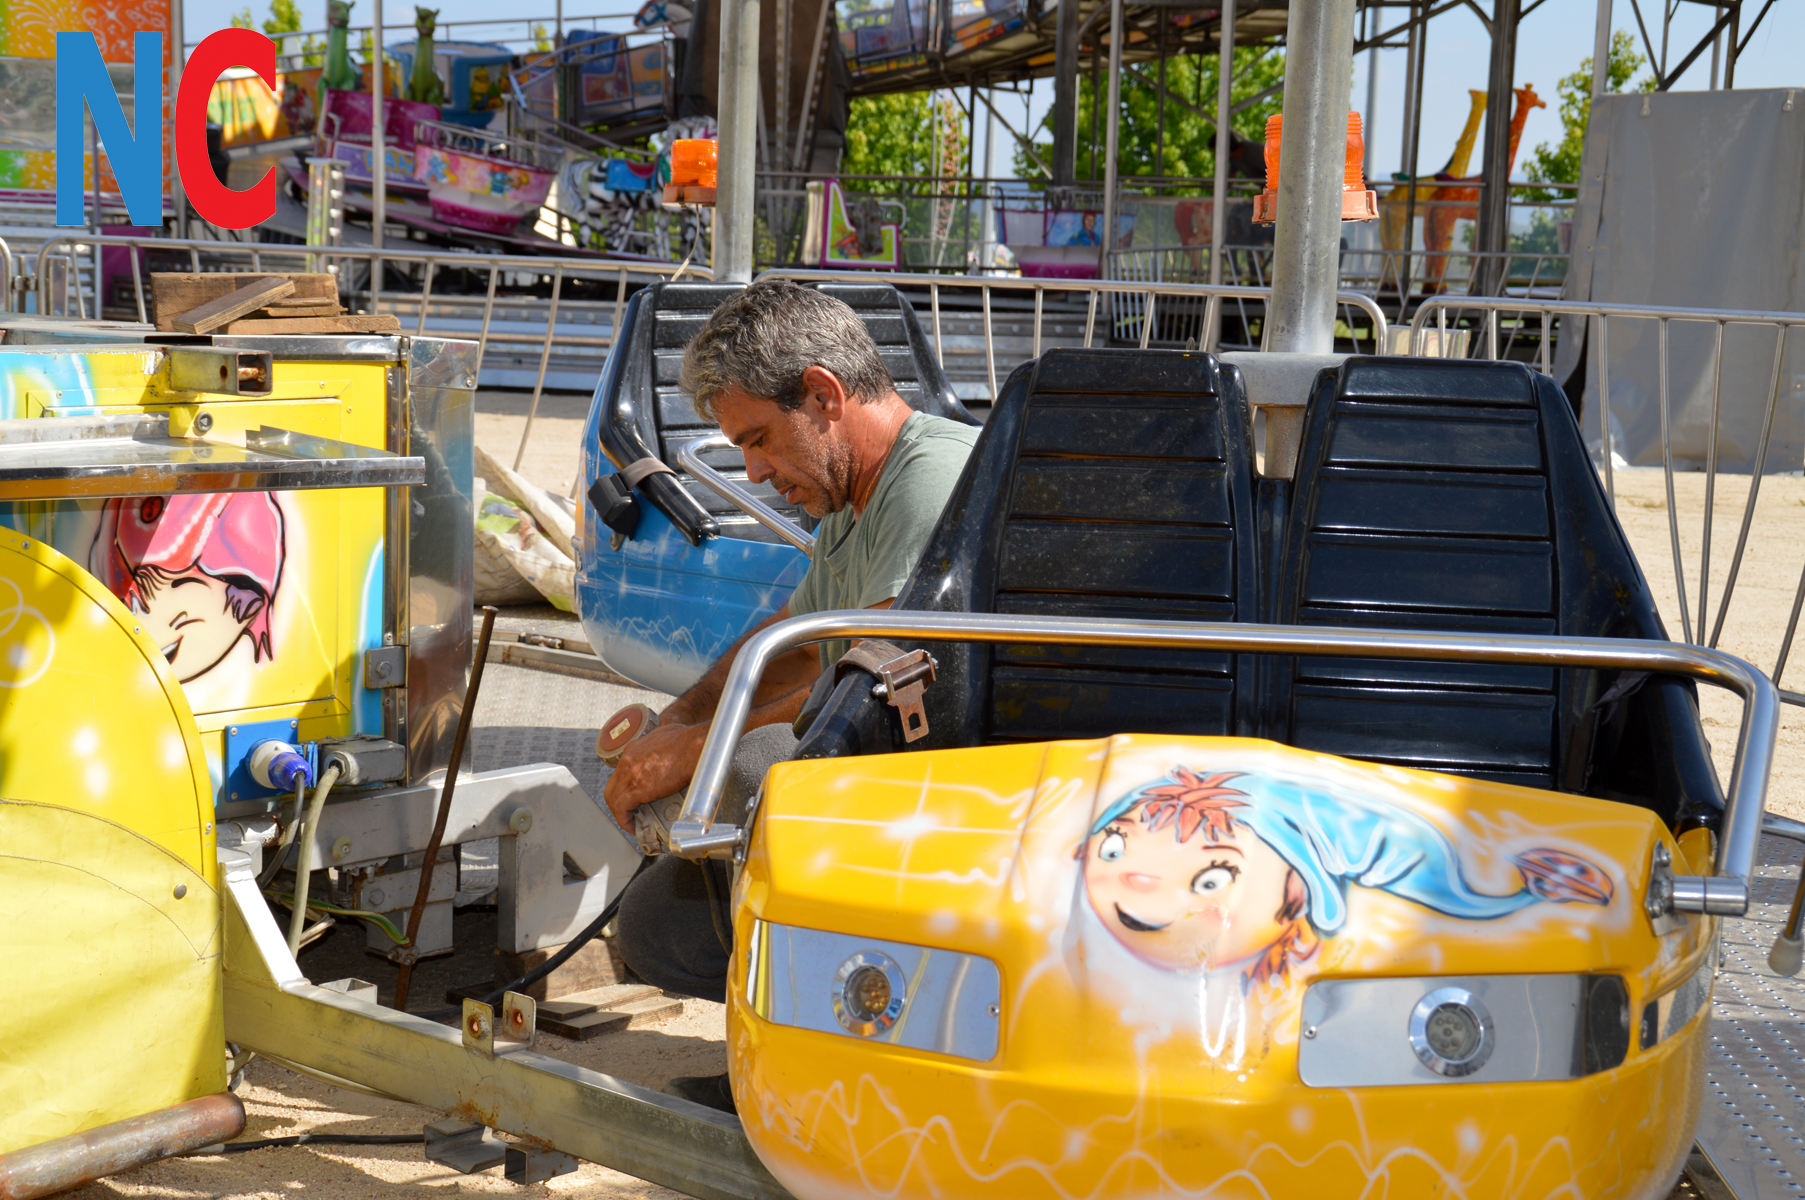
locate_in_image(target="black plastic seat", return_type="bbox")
[798,347,1258,754]
[1269,358,1719,821]
[596,281,968,545]
[797,351,1720,828]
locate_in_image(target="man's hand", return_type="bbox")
[601,720,705,831]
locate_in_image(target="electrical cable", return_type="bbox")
[286,762,342,955]
[256,779,308,890]
[265,890,407,944]
[401,855,657,1020]
[190,1133,425,1155]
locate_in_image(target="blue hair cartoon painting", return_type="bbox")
[1080,767,1614,986]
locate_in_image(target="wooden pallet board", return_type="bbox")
[170,277,295,334]
[221,313,403,335]
[151,271,339,330]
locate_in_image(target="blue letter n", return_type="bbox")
[56,32,164,227]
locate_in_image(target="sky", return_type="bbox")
[181,0,1802,182]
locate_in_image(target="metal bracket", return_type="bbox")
[506,1146,580,1184]
[423,1119,506,1174]
[463,993,536,1057]
[166,348,274,397]
[319,978,378,1005]
[1668,874,1750,916]
[363,645,406,689]
[871,649,938,743]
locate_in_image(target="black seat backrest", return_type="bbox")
[1271,357,1719,821]
[864,348,1258,749]
[597,280,970,545]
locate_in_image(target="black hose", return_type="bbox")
[700,859,732,954]
[198,1133,425,1155]
[448,854,656,1014]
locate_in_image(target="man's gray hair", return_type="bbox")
[680,279,895,421]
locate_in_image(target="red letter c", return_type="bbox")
[176,29,276,230]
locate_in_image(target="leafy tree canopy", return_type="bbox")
[1015,44,1285,187]
[843,90,971,184]
[1518,30,1654,201]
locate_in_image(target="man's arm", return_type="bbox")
[658,605,818,726]
[600,599,894,829]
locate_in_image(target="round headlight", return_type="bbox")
[1407,986,1495,1077]
[833,951,906,1037]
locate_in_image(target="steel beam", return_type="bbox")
[715,0,760,281]
[221,849,794,1200]
[1050,0,1081,187]
[1473,0,1518,296]
[1265,0,1357,354]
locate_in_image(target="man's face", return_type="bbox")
[1083,807,1298,974]
[137,569,259,682]
[714,384,855,519]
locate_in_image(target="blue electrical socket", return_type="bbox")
[222,717,318,807]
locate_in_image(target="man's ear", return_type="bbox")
[800,364,850,421]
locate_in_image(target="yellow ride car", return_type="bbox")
[673,351,1775,1200]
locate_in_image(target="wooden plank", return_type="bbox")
[220,313,403,335]
[171,277,295,334]
[151,272,339,329]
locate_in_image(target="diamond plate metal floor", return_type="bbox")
[1698,834,1805,1199]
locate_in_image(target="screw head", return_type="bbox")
[173,883,187,899]
[194,412,214,434]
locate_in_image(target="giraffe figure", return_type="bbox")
[1377,89,1486,293]
[405,7,446,106]
[1420,83,1546,290]
[320,0,360,97]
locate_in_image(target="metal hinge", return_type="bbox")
[871,649,938,743]
[363,644,406,689]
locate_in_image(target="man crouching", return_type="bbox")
[600,280,978,1110]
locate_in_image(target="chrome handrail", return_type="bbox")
[669,611,1777,921]
[674,433,816,553]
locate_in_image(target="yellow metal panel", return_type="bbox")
[0,532,221,1151]
[732,734,1712,1200]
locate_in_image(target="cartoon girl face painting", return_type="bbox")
[1082,767,1615,986]
[91,492,287,683]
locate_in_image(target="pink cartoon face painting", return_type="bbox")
[1082,767,1616,987]
[91,493,287,683]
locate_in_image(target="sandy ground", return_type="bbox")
[65,401,1805,1198]
[68,1007,723,1200]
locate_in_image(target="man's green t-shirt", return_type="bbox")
[786,411,979,668]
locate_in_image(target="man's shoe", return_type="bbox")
[664,1072,736,1114]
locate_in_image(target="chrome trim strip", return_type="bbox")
[748,921,1000,1062]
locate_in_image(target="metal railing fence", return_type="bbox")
[1413,295,1805,697]
[765,269,1390,399]
[26,235,708,470]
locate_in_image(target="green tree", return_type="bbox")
[1014,46,1286,187]
[843,91,970,181]
[1518,30,1655,202]
[258,0,325,68]
[533,23,554,53]
[229,7,255,27]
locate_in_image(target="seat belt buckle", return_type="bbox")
[871,649,938,743]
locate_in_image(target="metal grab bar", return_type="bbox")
[674,433,816,553]
[669,611,1778,916]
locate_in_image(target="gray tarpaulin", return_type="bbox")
[1556,88,1805,472]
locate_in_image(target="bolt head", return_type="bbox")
[173,883,187,899]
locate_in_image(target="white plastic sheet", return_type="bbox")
[1557,88,1805,471]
